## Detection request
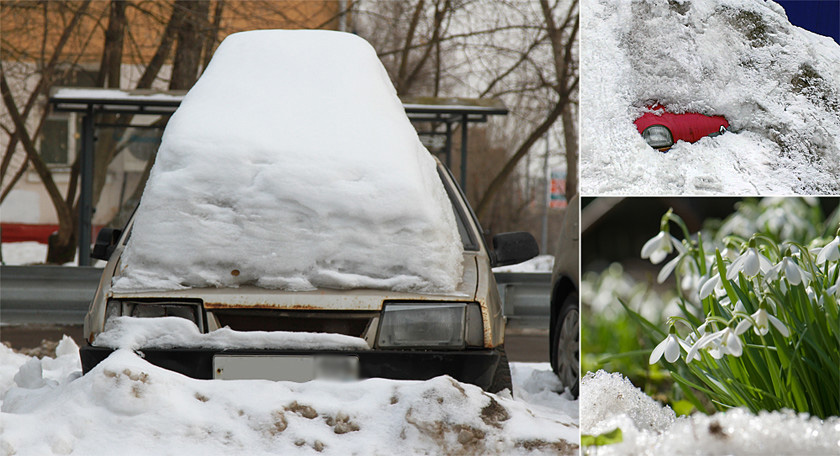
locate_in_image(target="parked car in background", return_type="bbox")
[550,194,579,398]
[635,105,730,152]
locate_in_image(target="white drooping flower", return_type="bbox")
[699,273,723,300]
[649,333,681,364]
[720,296,746,313]
[726,247,773,280]
[766,256,811,287]
[657,254,682,283]
[735,307,790,337]
[686,326,743,362]
[827,271,840,297]
[650,327,695,364]
[641,231,685,265]
[816,236,840,265]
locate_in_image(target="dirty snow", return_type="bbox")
[580,370,840,455]
[493,255,555,273]
[581,0,840,195]
[93,317,370,351]
[0,339,579,455]
[114,30,463,294]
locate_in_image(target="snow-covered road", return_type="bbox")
[0,338,579,455]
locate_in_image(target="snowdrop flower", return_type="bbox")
[719,296,746,313]
[735,306,790,337]
[765,256,811,287]
[721,246,739,261]
[686,326,743,362]
[650,327,693,364]
[816,236,840,265]
[650,331,680,364]
[826,273,840,297]
[657,254,683,283]
[726,247,772,280]
[806,286,817,303]
[699,273,723,300]
[641,230,685,265]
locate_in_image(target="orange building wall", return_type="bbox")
[1,1,346,67]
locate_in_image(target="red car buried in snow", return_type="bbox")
[635,106,729,152]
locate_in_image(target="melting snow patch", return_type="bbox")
[581,0,840,195]
[1,342,579,455]
[92,316,371,351]
[113,30,463,294]
[581,370,840,455]
[493,255,555,273]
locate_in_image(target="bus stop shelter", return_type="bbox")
[48,88,508,265]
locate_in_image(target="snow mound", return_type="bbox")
[581,370,840,455]
[493,255,555,273]
[93,316,370,351]
[580,370,675,434]
[581,0,840,195]
[113,30,462,294]
[1,344,579,455]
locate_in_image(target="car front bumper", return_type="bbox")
[80,346,502,389]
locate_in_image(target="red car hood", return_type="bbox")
[635,109,729,144]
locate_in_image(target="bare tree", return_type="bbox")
[356,0,578,229]
[1,0,97,262]
[474,0,578,220]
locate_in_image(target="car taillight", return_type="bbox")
[642,125,674,149]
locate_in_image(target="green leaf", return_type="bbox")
[672,399,696,416]
[581,428,623,447]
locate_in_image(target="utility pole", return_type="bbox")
[338,0,348,32]
[541,134,550,254]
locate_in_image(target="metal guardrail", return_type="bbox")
[0,266,551,325]
[494,272,552,329]
[1,265,101,325]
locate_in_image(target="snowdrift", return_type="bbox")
[0,341,579,456]
[580,370,840,455]
[113,30,463,293]
[581,0,840,194]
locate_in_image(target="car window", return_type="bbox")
[437,165,480,252]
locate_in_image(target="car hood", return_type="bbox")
[109,254,479,311]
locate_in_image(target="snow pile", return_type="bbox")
[114,30,462,294]
[493,255,555,273]
[581,0,840,195]
[511,362,579,422]
[0,242,46,265]
[0,342,579,455]
[580,370,840,455]
[0,242,104,266]
[93,317,370,351]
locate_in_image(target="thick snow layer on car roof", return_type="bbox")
[581,0,840,195]
[113,30,463,293]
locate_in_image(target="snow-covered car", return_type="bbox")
[635,106,730,152]
[80,30,539,393]
[549,195,579,398]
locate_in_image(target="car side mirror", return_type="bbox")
[491,232,540,267]
[91,227,122,261]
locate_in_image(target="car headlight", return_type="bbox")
[105,299,204,332]
[377,302,483,349]
[642,125,674,149]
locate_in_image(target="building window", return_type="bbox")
[39,117,71,165]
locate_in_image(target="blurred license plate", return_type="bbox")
[213,355,359,382]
